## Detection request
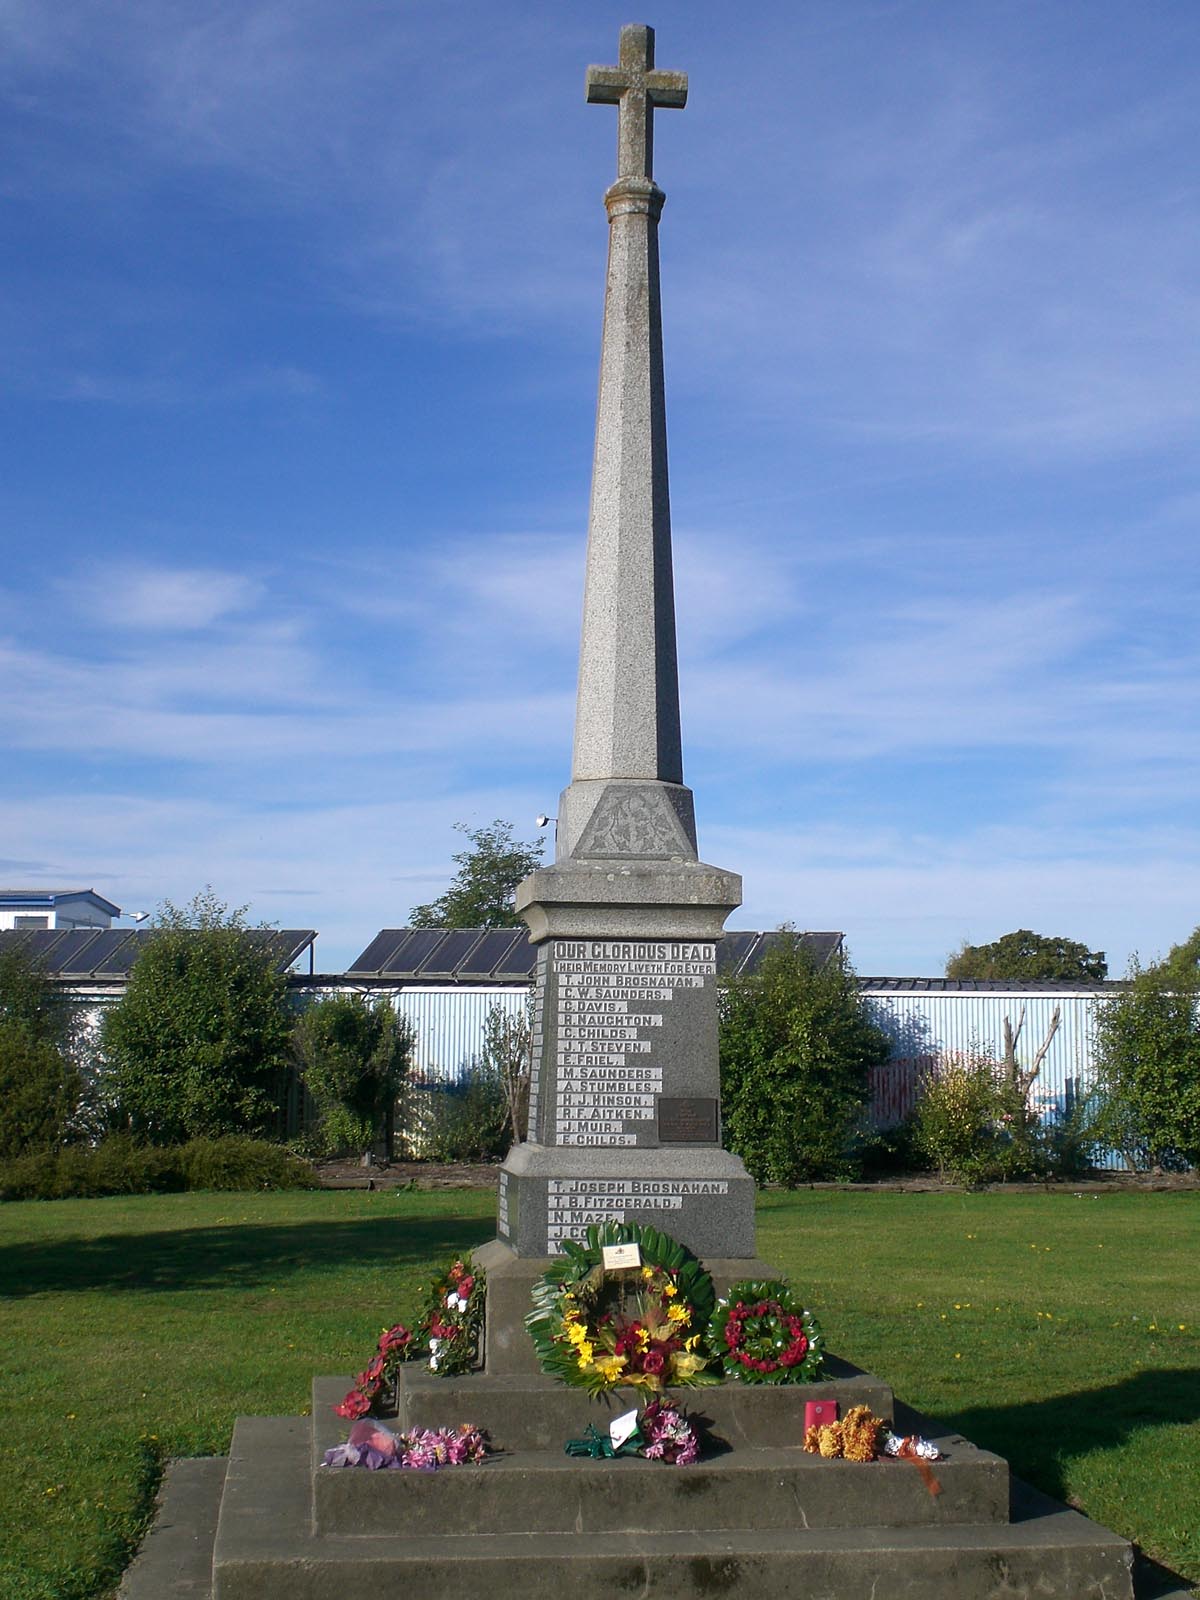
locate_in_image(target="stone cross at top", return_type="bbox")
[585,23,687,182]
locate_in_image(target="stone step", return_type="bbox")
[313,1438,1009,1538]
[119,1455,226,1600]
[214,1417,1135,1600]
[313,1357,895,1454]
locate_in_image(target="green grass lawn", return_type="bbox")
[0,1187,1196,1600]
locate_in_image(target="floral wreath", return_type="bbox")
[708,1279,824,1384]
[421,1257,484,1377]
[526,1221,717,1396]
[335,1321,414,1419]
[334,1257,484,1419]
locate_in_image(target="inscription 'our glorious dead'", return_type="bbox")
[531,938,717,1147]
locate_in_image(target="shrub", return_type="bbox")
[0,1023,82,1160]
[480,1001,531,1147]
[408,1064,508,1163]
[912,1050,1009,1182]
[908,1048,1095,1184]
[853,1118,919,1179]
[0,942,79,1053]
[177,1135,317,1191]
[1040,1091,1103,1179]
[1092,963,1200,1172]
[292,993,415,1158]
[0,944,83,1158]
[101,890,292,1144]
[0,1135,315,1201]
[719,931,891,1184]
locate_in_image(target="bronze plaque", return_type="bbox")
[657,1096,718,1143]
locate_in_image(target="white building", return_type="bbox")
[0,888,121,932]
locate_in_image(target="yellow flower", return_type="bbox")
[565,1321,588,1347]
[663,1282,677,1297]
[577,1341,595,1367]
[667,1302,689,1325]
[636,1327,650,1349]
[593,1354,627,1381]
[641,1266,655,1282]
[684,1333,700,1352]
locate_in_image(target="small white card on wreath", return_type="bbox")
[609,1408,640,1450]
[602,1242,642,1271]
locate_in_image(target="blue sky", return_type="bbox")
[3,0,1198,977]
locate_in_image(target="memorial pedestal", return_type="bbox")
[123,1366,1137,1600]
[507,866,756,1264]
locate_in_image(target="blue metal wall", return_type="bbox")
[863,988,1104,1120]
[382,986,528,1084]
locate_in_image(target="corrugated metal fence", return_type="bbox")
[70,976,1129,1161]
[387,986,528,1084]
[862,989,1108,1127]
[297,981,1113,1109]
[297,983,528,1085]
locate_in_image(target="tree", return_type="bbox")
[410,820,545,929]
[0,941,79,1056]
[718,931,891,1184]
[292,994,415,1158]
[1092,958,1200,1172]
[480,1000,532,1148]
[0,943,81,1158]
[101,889,293,1144]
[1160,926,1200,990]
[946,930,1107,983]
[1000,1004,1061,1100]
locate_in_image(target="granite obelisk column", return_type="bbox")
[491,25,757,1295]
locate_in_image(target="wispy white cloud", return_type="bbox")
[9,1,1200,462]
[0,785,552,969]
[80,565,264,630]
[57,365,325,406]
[3,4,1198,981]
[718,817,1200,979]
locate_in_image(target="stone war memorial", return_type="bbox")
[130,25,1137,1600]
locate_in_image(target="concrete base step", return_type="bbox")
[312,1357,895,1454]
[118,1455,226,1600]
[214,1415,1135,1600]
[312,1415,1009,1537]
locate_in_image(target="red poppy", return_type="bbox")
[335,1389,372,1420]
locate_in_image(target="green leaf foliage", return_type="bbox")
[1160,925,1200,990]
[525,1220,718,1396]
[0,1023,81,1161]
[0,941,80,1055]
[1093,959,1200,1172]
[708,1280,825,1384]
[292,993,415,1157]
[409,1063,510,1163]
[101,890,292,1144]
[0,1134,316,1199]
[0,943,83,1158]
[910,1050,1032,1183]
[409,819,544,929]
[946,929,1107,983]
[718,932,890,1184]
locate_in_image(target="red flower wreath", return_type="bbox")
[708,1280,824,1384]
